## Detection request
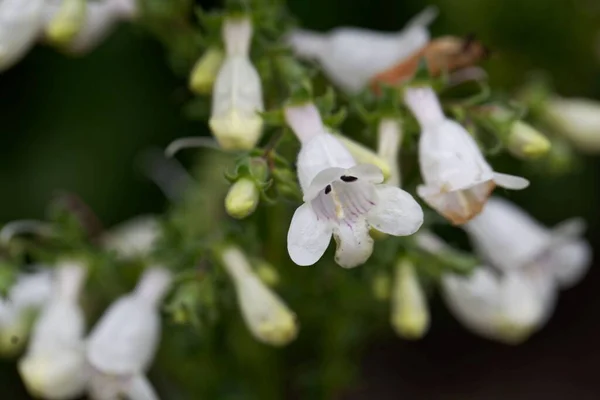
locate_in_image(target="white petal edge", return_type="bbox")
[347,164,384,184]
[493,173,530,190]
[302,167,346,202]
[287,203,332,266]
[332,219,373,268]
[368,185,424,236]
[127,374,159,400]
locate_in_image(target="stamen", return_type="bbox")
[325,185,332,194]
[340,175,358,182]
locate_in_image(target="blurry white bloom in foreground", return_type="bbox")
[87,267,172,400]
[377,118,403,187]
[18,261,89,400]
[442,267,554,344]
[404,86,529,225]
[209,16,264,150]
[189,46,225,94]
[0,269,53,356]
[102,215,160,260]
[287,7,436,93]
[543,96,600,153]
[0,0,45,72]
[284,102,423,268]
[390,258,429,339]
[464,196,591,289]
[220,245,298,346]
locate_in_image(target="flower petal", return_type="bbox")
[303,167,346,202]
[287,203,332,266]
[347,164,384,183]
[418,182,494,225]
[332,219,373,268]
[548,239,591,288]
[367,185,423,235]
[493,173,529,190]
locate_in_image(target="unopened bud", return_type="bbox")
[189,47,225,95]
[507,121,550,159]
[45,0,87,46]
[225,178,260,219]
[391,259,429,339]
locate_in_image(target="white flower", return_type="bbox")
[102,215,160,260]
[284,102,424,268]
[442,267,555,344]
[404,86,529,225]
[0,269,53,356]
[86,267,172,400]
[220,245,298,346]
[463,196,591,289]
[543,96,600,153]
[209,17,264,150]
[286,7,436,93]
[377,118,403,187]
[390,258,429,339]
[0,0,45,72]
[18,261,89,400]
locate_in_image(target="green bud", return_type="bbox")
[391,258,429,340]
[225,178,260,219]
[255,261,280,287]
[248,157,269,182]
[189,47,225,95]
[507,121,551,159]
[45,0,87,46]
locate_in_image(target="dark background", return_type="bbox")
[1,0,600,398]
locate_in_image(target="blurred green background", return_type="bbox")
[1,0,600,398]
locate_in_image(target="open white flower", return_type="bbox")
[390,258,429,339]
[86,267,172,400]
[404,86,529,225]
[543,96,600,153]
[0,0,45,71]
[463,196,591,289]
[287,7,436,93]
[284,102,423,268]
[442,267,555,344]
[209,16,264,150]
[0,269,53,356]
[18,261,89,400]
[220,245,298,346]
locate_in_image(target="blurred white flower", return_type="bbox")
[284,102,423,267]
[464,196,591,289]
[102,215,160,261]
[209,17,264,150]
[220,245,298,346]
[87,267,172,400]
[506,120,550,159]
[390,258,429,339]
[18,261,89,400]
[543,96,600,153]
[0,0,45,72]
[404,86,529,225]
[287,6,437,93]
[377,118,403,186]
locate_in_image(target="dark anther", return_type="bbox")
[325,185,332,194]
[340,175,358,182]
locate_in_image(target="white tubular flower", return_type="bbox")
[0,269,53,356]
[0,0,45,72]
[209,17,264,150]
[18,261,89,400]
[404,86,529,225]
[286,7,436,93]
[442,267,555,344]
[102,215,160,261]
[377,118,403,187]
[543,96,600,153]
[390,258,429,339]
[284,102,424,268]
[463,196,591,289]
[220,245,298,346]
[87,267,172,400]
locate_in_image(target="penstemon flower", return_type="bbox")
[18,261,89,400]
[86,267,172,400]
[284,102,423,268]
[209,16,264,150]
[286,7,436,93]
[463,196,591,289]
[390,258,429,339]
[219,245,298,346]
[403,86,530,225]
[542,96,600,153]
[0,0,45,71]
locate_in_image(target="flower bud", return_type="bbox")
[507,121,550,159]
[390,259,429,339]
[255,261,280,287]
[189,47,225,94]
[220,245,298,346]
[44,0,87,46]
[333,133,391,181]
[18,261,89,400]
[543,96,600,153]
[225,178,260,219]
